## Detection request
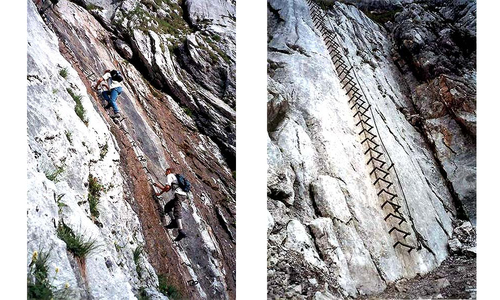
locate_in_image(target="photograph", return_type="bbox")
[27,0,235,299]
[267,0,476,299]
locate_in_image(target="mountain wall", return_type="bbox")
[27,0,235,299]
[267,0,475,298]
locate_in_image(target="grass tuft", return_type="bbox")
[133,245,144,278]
[66,88,88,125]
[45,167,64,182]
[158,274,182,299]
[27,250,53,300]
[65,131,73,144]
[57,222,99,259]
[88,174,103,219]
[59,68,68,79]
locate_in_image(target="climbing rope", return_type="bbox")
[306,0,416,253]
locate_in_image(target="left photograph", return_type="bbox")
[27,0,236,299]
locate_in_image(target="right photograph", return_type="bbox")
[267,0,476,299]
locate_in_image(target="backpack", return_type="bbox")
[110,70,123,82]
[175,174,191,193]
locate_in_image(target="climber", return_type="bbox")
[154,168,191,242]
[93,69,124,119]
[36,0,59,15]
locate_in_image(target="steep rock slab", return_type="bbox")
[28,1,165,298]
[267,0,456,298]
[28,0,235,298]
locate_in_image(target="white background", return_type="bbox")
[0,0,496,298]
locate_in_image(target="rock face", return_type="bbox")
[27,0,235,299]
[267,0,475,298]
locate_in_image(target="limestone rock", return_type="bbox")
[268,0,474,298]
[28,0,235,298]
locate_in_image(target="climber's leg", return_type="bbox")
[102,90,111,102]
[164,200,175,214]
[173,194,187,241]
[109,87,122,113]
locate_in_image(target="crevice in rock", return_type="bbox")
[435,216,452,238]
[366,250,387,284]
[309,183,323,218]
[423,176,455,216]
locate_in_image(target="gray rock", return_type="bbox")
[28,0,236,298]
[448,238,463,253]
[113,39,133,60]
[268,0,474,298]
[436,278,451,290]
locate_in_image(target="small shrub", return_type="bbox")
[56,222,99,259]
[88,174,103,218]
[45,167,64,182]
[59,68,68,79]
[52,89,58,94]
[66,88,88,125]
[158,274,182,299]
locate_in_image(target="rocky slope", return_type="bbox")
[27,0,235,299]
[267,0,475,298]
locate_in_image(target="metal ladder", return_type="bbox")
[306,0,415,253]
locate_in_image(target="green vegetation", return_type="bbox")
[125,2,190,36]
[88,174,103,219]
[45,167,64,182]
[65,130,72,144]
[56,194,67,214]
[57,222,99,259]
[212,34,222,42]
[133,245,144,278]
[99,143,108,160]
[157,274,182,300]
[86,3,103,11]
[28,250,74,299]
[136,287,150,300]
[198,36,232,65]
[182,107,193,117]
[52,89,58,94]
[66,88,88,125]
[114,241,125,252]
[59,68,68,79]
[362,8,403,25]
[27,250,53,299]
[314,0,335,9]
